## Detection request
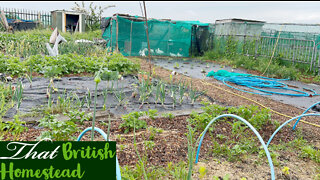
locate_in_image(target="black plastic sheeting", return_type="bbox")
[5,75,204,118]
[8,22,39,31]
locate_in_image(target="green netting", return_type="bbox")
[102,15,203,57]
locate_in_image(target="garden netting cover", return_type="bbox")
[102,15,209,57]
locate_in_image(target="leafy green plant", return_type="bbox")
[162,112,175,120]
[300,146,320,163]
[37,114,79,141]
[0,51,140,77]
[2,115,28,141]
[198,166,207,179]
[64,109,92,125]
[147,126,163,141]
[146,109,158,120]
[119,111,147,134]
[174,62,180,69]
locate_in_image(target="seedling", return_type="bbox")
[114,79,126,107]
[174,62,180,69]
[162,112,175,120]
[13,80,23,110]
[189,82,205,105]
[102,88,108,110]
[85,88,92,110]
[137,75,153,108]
[159,82,166,107]
[170,84,178,108]
[178,80,187,105]
[154,81,162,105]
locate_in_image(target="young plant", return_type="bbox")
[174,62,180,69]
[4,115,28,141]
[64,109,92,125]
[73,92,85,108]
[178,80,187,105]
[102,88,108,111]
[189,82,205,105]
[137,75,153,108]
[119,111,147,134]
[162,112,175,120]
[85,88,92,110]
[146,109,158,120]
[114,79,126,107]
[133,113,148,180]
[38,114,79,141]
[13,80,23,110]
[170,84,178,108]
[159,82,166,107]
[100,68,119,140]
[154,80,162,105]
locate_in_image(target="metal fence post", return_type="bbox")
[254,38,259,59]
[310,41,316,73]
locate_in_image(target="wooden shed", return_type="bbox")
[51,10,86,33]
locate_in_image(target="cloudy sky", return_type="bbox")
[0,1,319,24]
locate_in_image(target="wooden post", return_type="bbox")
[143,1,152,75]
[130,20,133,56]
[0,10,9,31]
[110,17,113,52]
[38,12,42,27]
[116,15,119,52]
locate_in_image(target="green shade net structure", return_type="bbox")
[102,15,210,57]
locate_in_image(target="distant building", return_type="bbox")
[214,18,266,37]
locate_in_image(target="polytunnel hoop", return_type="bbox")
[77,127,121,180]
[195,114,275,180]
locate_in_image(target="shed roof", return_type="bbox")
[51,10,86,15]
[216,18,266,24]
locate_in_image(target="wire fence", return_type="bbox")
[211,22,320,74]
[0,7,51,26]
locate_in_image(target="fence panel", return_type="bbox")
[0,7,52,27]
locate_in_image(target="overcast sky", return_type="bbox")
[0,1,320,24]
